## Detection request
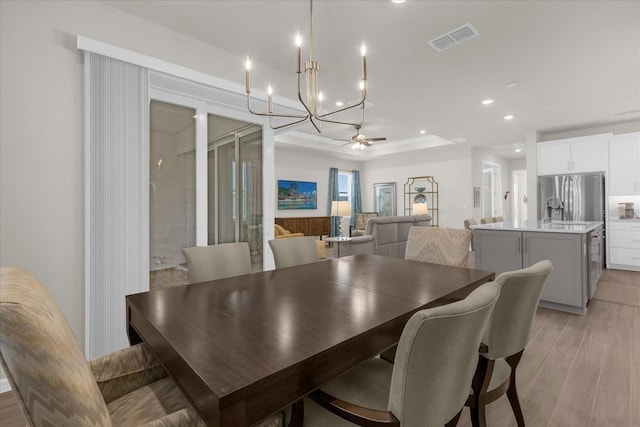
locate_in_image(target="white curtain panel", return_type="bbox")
[85,52,149,359]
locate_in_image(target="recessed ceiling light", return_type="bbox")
[419,130,426,134]
[391,0,406,3]
[514,148,522,153]
[506,81,519,88]
[482,99,494,105]
[335,101,344,106]
[504,114,515,120]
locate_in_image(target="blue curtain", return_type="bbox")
[327,167,340,237]
[351,170,362,226]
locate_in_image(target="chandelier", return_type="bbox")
[244,0,367,133]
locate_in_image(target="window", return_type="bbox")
[338,171,352,202]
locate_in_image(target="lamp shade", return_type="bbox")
[413,202,429,215]
[331,200,352,216]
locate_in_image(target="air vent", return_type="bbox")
[429,23,479,52]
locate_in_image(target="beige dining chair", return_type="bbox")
[465,260,553,427]
[404,226,473,267]
[493,215,505,222]
[480,217,495,224]
[268,236,319,269]
[182,242,252,284]
[303,280,501,426]
[464,218,477,229]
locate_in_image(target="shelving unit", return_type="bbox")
[404,176,438,227]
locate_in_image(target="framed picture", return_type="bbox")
[473,187,481,208]
[277,180,317,209]
[374,182,396,216]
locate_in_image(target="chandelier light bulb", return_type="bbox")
[318,91,324,102]
[245,57,251,71]
[295,33,302,47]
[359,80,365,90]
[267,85,273,96]
[360,42,367,56]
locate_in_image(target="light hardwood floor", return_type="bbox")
[2,268,639,427]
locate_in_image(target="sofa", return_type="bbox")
[337,215,432,258]
[274,224,304,239]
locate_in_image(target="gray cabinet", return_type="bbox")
[474,230,522,274]
[523,232,586,309]
[475,229,588,314]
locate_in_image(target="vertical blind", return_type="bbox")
[85,52,149,359]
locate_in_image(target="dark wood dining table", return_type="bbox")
[126,254,494,427]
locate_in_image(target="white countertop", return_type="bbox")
[470,220,603,234]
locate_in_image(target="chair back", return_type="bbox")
[0,267,112,426]
[404,226,472,267]
[463,218,477,229]
[182,242,252,284]
[480,217,495,224]
[388,281,500,426]
[354,212,378,230]
[268,236,318,268]
[482,260,552,359]
[493,216,504,222]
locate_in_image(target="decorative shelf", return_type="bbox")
[404,176,438,227]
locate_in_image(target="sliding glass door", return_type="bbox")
[207,118,263,268]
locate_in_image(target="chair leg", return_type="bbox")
[470,405,487,427]
[287,400,304,427]
[505,351,525,427]
[468,355,492,427]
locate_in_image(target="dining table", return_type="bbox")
[126,254,495,426]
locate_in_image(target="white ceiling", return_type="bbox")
[104,0,640,159]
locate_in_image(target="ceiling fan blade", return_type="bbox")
[364,137,386,142]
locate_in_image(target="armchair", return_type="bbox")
[0,267,282,427]
[349,211,378,237]
[274,224,304,239]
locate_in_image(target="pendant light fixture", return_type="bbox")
[245,0,367,133]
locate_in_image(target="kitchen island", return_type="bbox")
[471,220,603,314]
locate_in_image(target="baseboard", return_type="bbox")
[0,378,11,393]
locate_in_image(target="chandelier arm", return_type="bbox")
[268,114,314,131]
[247,93,308,119]
[315,87,366,118]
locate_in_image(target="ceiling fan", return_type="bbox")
[336,125,387,150]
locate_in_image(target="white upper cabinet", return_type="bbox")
[609,132,640,195]
[537,134,610,176]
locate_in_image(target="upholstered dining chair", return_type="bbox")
[303,280,501,427]
[464,218,478,229]
[480,217,495,224]
[182,242,253,284]
[269,236,319,269]
[465,260,553,427]
[404,226,473,267]
[493,215,505,222]
[0,267,284,427]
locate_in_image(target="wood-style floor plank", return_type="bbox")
[632,306,640,427]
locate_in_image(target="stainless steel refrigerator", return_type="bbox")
[538,173,605,223]
[538,173,606,297]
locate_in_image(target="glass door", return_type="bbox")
[149,100,196,272]
[208,114,263,270]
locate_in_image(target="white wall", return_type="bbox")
[0,0,290,359]
[362,145,474,228]
[274,146,362,218]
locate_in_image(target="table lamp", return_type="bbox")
[331,200,352,237]
[413,201,429,215]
